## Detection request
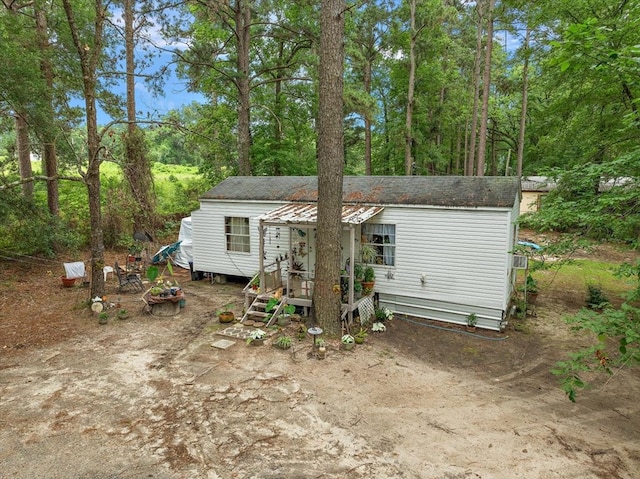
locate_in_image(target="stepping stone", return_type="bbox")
[211,338,236,350]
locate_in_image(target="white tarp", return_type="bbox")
[174,217,193,269]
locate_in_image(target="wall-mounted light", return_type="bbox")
[420,273,427,286]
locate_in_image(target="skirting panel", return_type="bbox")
[378,293,507,331]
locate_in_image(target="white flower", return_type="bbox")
[372,322,386,332]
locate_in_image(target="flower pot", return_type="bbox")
[317,346,326,359]
[354,336,365,344]
[361,281,375,293]
[251,338,264,346]
[61,276,76,288]
[466,325,477,332]
[277,315,291,327]
[343,342,354,351]
[218,311,235,323]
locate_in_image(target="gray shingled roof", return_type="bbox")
[200,176,520,208]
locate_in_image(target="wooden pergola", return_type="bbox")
[246,203,383,325]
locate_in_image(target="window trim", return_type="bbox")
[225,216,251,254]
[361,223,396,267]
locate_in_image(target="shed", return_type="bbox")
[192,176,521,331]
[520,176,556,214]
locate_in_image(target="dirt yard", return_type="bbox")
[1,238,639,479]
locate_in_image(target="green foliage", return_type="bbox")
[553,260,640,401]
[466,313,477,327]
[364,266,375,282]
[353,263,364,281]
[525,275,538,294]
[0,189,83,256]
[521,155,640,244]
[585,284,609,311]
[274,335,293,349]
[354,328,368,342]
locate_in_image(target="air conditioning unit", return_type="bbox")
[513,255,528,269]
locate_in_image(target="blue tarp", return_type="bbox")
[151,241,182,264]
[518,240,542,251]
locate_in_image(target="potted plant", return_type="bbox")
[250,274,260,292]
[277,304,296,326]
[316,338,327,359]
[129,241,144,261]
[61,275,76,288]
[362,266,375,293]
[361,244,377,265]
[341,334,355,350]
[353,263,365,281]
[274,335,293,350]
[353,281,363,299]
[98,312,109,325]
[117,309,129,320]
[354,328,368,344]
[217,303,235,323]
[466,313,478,332]
[247,329,266,345]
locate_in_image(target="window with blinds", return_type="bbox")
[225,217,250,253]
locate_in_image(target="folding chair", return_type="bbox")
[114,261,144,292]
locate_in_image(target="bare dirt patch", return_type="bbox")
[1,242,639,478]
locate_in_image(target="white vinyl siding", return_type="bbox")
[366,206,512,312]
[192,201,288,277]
[225,217,250,253]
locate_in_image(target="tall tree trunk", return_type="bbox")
[15,112,33,200]
[124,0,136,131]
[123,0,155,235]
[62,0,105,298]
[35,2,59,216]
[312,0,345,335]
[476,0,495,177]
[467,1,484,176]
[364,59,372,175]
[273,40,284,176]
[404,0,417,176]
[516,25,531,177]
[236,0,252,176]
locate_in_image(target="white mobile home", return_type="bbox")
[192,176,521,331]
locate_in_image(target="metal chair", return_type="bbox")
[114,261,144,292]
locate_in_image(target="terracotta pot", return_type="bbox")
[218,311,235,323]
[61,276,76,288]
[361,281,375,293]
